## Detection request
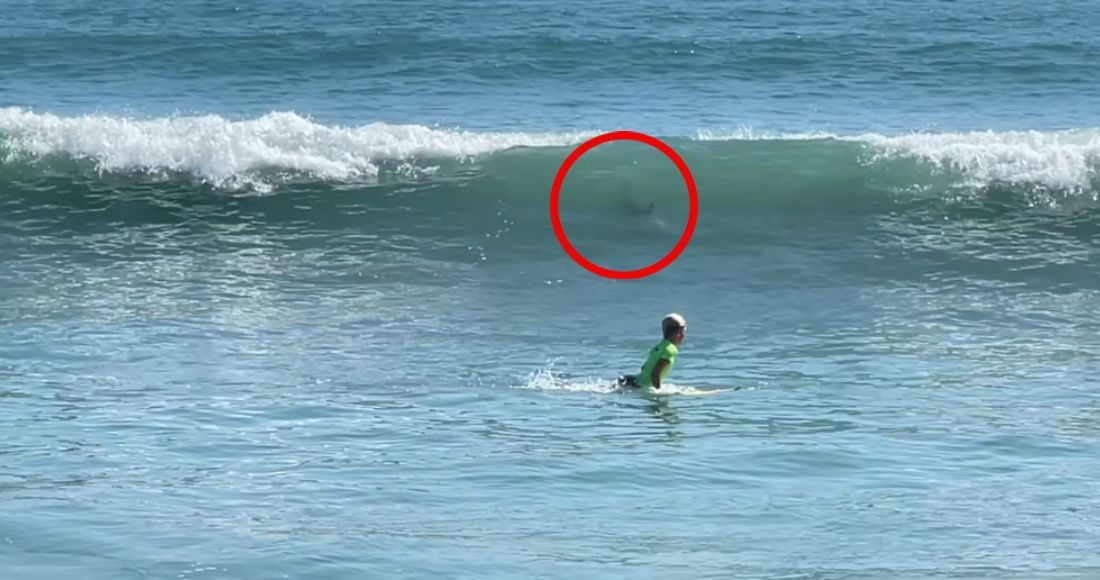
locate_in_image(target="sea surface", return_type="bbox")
[2,1,1100,579]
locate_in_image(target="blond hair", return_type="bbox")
[662,313,686,338]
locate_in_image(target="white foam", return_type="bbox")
[0,107,594,189]
[694,128,842,141]
[863,129,1100,192]
[695,126,1100,192]
[519,366,738,396]
[519,366,620,394]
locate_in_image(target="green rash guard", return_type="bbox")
[638,339,678,387]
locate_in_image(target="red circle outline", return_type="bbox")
[550,130,698,279]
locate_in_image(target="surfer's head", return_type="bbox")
[662,313,686,344]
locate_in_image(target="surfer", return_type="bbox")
[618,313,686,391]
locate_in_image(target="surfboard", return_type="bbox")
[632,384,739,397]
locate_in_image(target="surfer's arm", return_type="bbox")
[650,359,670,389]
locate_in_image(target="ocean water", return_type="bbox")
[3,1,1100,579]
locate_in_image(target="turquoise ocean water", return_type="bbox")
[2,1,1099,578]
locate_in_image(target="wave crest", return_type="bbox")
[0,107,593,189]
[1,108,1098,199]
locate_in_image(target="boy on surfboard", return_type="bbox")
[618,313,686,391]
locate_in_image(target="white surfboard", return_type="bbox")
[638,384,738,397]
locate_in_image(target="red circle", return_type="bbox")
[550,130,698,279]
